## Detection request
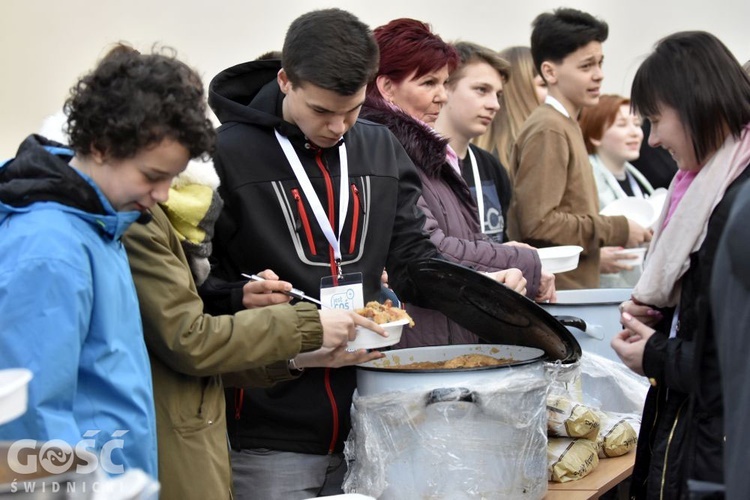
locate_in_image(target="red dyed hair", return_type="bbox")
[366,18,459,101]
[579,94,630,154]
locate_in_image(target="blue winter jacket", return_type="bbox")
[0,135,158,478]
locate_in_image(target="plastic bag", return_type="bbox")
[595,410,638,458]
[344,363,550,499]
[548,437,599,483]
[547,395,600,440]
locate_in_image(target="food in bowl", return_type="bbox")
[382,353,515,370]
[356,299,414,327]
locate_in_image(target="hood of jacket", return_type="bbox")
[209,59,312,143]
[0,134,142,239]
[360,97,448,176]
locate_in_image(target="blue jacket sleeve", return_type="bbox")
[0,257,92,443]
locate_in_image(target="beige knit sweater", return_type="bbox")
[508,105,629,289]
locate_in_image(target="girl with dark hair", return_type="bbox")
[0,44,216,477]
[361,19,554,349]
[611,31,750,500]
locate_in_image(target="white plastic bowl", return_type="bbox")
[537,245,583,274]
[615,247,647,267]
[600,197,658,228]
[647,188,668,219]
[348,319,409,350]
[0,368,33,425]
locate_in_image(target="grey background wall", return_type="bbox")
[1,0,748,157]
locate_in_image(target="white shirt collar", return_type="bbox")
[544,95,571,118]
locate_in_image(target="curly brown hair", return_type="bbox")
[64,44,215,160]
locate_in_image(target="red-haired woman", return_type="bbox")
[580,94,654,211]
[580,94,655,285]
[360,19,554,348]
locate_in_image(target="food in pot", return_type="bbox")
[382,353,514,370]
[356,299,414,327]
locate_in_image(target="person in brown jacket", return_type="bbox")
[507,8,650,289]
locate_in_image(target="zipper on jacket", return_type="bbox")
[313,150,341,282]
[292,188,317,256]
[324,368,339,454]
[234,388,244,420]
[349,183,361,255]
[660,399,687,500]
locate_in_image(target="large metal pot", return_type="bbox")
[348,344,551,499]
[345,260,584,499]
[356,343,545,396]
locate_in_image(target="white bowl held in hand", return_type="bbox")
[647,188,668,220]
[614,247,647,267]
[0,368,33,425]
[347,319,409,350]
[600,197,658,229]
[537,245,584,274]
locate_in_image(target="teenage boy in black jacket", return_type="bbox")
[202,8,458,499]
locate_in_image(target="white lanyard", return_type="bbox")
[274,130,349,277]
[466,146,485,231]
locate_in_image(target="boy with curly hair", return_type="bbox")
[0,44,215,477]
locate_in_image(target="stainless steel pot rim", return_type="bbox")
[356,344,547,373]
[356,354,546,374]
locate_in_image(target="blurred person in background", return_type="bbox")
[473,46,546,169]
[580,94,654,287]
[439,42,514,245]
[580,94,654,210]
[508,8,650,289]
[712,179,750,500]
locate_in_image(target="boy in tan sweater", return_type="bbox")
[508,8,651,289]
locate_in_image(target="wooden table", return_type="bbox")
[544,451,635,500]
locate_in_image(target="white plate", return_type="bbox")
[615,247,647,266]
[600,197,658,228]
[647,189,668,223]
[537,245,583,274]
[348,319,409,350]
[0,368,33,425]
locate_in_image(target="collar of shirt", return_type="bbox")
[544,95,571,118]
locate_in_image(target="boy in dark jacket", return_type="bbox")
[203,8,445,499]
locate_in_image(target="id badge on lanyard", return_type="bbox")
[320,273,364,311]
[275,130,363,309]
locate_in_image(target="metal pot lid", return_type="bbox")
[409,258,581,363]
